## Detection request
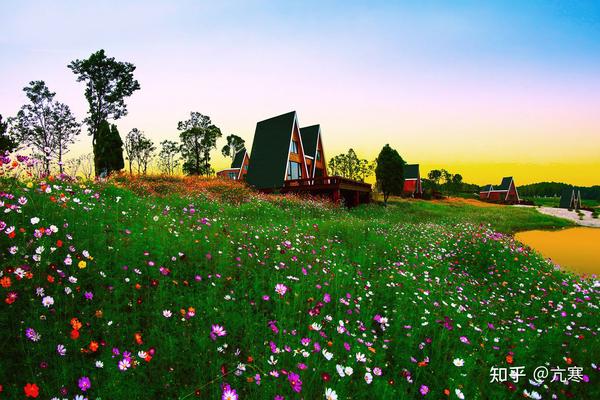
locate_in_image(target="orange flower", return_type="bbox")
[0,276,11,288]
[506,354,514,364]
[70,318,82,331]
[134,332,143,345]
[24,383,39,398]
[47,275,55,283]
[89,341,99,352]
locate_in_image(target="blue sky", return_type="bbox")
[1,1,599,183]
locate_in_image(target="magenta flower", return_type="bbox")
[288,371,302,393]
[78,376,91,392]
[419,385,429,396]
[275,283,288,296]
[210,324,227,340]
[221,384,238,400]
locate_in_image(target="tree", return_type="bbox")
[79,153,94,180]
[51,103,80,174]
[221,134,245,161]
[327,148,371,180]
[177,112,222,176]
[68,49,140,176]
[10,81,80,175]
[94,120,124,177]
[124,128,143,175]
[451,173,463,193]
[375,144,405,206]
[0,114,17,153]
[427,169,442,187]
[158,140,180,175]
[137,136,155,174]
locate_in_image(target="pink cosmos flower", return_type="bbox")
[275,283,288,296]
[221,384,238,400]
[419,385,429,395]
[211,324,227,340]
[78,376,91,392]
[288,372,302,393]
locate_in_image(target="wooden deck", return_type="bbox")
[281,176,372,206]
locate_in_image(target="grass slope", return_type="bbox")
[0,175,597,400]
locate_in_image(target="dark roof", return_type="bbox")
[481,184,494,192]
[230,148,247,168]
[246,111,297,189]
[559,188,574,208]
[496,177,513,191]
[403,164,420,179]
[300,125,320,158]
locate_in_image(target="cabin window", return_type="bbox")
[287,161,302,180]
[244,165,248,171]
[316,151,321,161]
[290,140,298,154]
[228,172,237,180]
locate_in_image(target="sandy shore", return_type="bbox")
[515,205,600,228]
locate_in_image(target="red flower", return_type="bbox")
[24,383,39,398]
[56,239,63,247]
[70,329,80,340]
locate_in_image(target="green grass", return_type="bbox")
[0,176,597,400]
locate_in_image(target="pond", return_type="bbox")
[515,227,600,275]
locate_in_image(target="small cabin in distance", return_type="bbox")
[479,176,520,204]
[559,187,582,210]
[216,148,250,181]
[402,164,423,197]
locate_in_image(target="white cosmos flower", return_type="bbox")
[364,372,373,384]
[455,388,465,399]
[344,366,354,376]
[325,388,338,400]
[356,352,366,363]
[453,358,465,367]
[41,295,54,308]
[30,217,40,225]
[336,364,345,377]
[322,349,333,360]
[162,310,172,318]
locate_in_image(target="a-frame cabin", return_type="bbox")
[559,187,582,209]
[299,125,327,179]
[402,164,423,197]
[245,111,371,206]
[245,111,310,189]
[216,147,250,181]
[479,177,520,204]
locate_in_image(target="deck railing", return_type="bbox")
[283,175,371,190]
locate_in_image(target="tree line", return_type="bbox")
[0,49,245,178]
[518,182,600,200]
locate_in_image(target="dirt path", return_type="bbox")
[515,205,600,228]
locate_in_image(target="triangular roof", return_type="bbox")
[481,184,494,192]
[230,148,247,168]
[300,125,320,159]
[246,111,298,189]
[496,177,513,191]
[403,164,420,179]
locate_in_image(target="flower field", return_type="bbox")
[0,159,598,399]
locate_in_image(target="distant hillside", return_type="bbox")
[518,182,600,199]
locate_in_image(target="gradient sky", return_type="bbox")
[1,1,599,185]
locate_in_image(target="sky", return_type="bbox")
[1,0,599,185]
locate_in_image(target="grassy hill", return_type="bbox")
[0,173,597,399]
